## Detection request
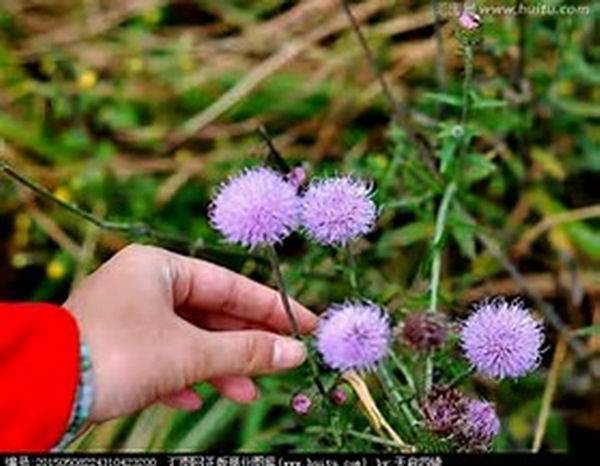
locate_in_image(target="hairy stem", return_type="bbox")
[461,44,474,128]
[378,365,419,429]
[345,242,359,292]
[0,158,259,264]
[338,0,437,173]
[429,182,457,313]
[431,0,447,93]
[388,350,417,394]
[267,246,327,397]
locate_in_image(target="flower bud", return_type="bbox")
[291,392,312,415]
[401,312,448,352]
[329,386,348,406]
[458,10,481,30]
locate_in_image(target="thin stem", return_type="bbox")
[447,366,475,388]
[431,0,447,93]
[266,246,302,338]
[388,350,417,394]
[0,158,259,263]
[532,336,567,452]
[514,0,527,89]
[307,426,399,449]
[378,365,419,428]
[345,242,358,292]
[429,182,457,313]
[424,356,433,394]
[338,0,437,174]
[266,246,328,397]
[461,44,474,127]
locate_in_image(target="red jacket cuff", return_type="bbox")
[0,302,80,452]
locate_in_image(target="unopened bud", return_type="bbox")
[291,392,312,415]
[401,312,448,352]
[330,386,348,406]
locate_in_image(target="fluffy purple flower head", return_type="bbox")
[291,392,312,415]
[301,176,377,246]
[316,302,391,372]
[461,400,500,445]
[461,297,544,379]
[209,167,300,249]
[422,386,469,435]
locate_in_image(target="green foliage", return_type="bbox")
[1,0,598,454]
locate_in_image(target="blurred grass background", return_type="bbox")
[0,0,598,453]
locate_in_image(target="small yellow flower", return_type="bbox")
[556,80,573,97]
[46,259,67,281]
[175,149,192,163]
[14,213,31,232]
[371,154,388,170]
[127,58,144,74]
[12,253,29,269]
[41,57,56,75]
[78,70,97,90]
[53,186,71,203]
[508,413,531,441]
[143,8,161,25]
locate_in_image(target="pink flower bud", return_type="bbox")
[291,392,312,415]
[330,387,348,406]
[458,10,481,30]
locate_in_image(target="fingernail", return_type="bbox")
[273,339,306,369]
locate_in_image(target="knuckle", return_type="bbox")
[242,333,273,373]
[265,292,281,323]
[219,274,240,313]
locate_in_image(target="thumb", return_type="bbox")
[178,325,307,380]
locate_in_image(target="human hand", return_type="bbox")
[64,244,317,422]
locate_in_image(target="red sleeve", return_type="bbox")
[0,302,80,452]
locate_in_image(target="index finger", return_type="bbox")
[167,251,318,334]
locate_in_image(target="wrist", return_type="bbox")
[53,338,95,451]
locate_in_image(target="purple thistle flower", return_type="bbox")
[209,167,300,249]
[460,400,500,445]
[291,392,312,415]
[402,312,448,352]
[461,297,544,379]
[316,302,391,372]
[422,386,469,435]
[301,176,377,246]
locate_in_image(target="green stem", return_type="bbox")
[0,158,260,263]
[431,0,447,93]
[461,44,474,128]
[378,365,419,429]
[307,426,399,449]
[266,246,328,397]
[429,182,457,313]
[424,355,434,394]
[345,242,358,292]
[448,366,475,388]
[388,350,417,393]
